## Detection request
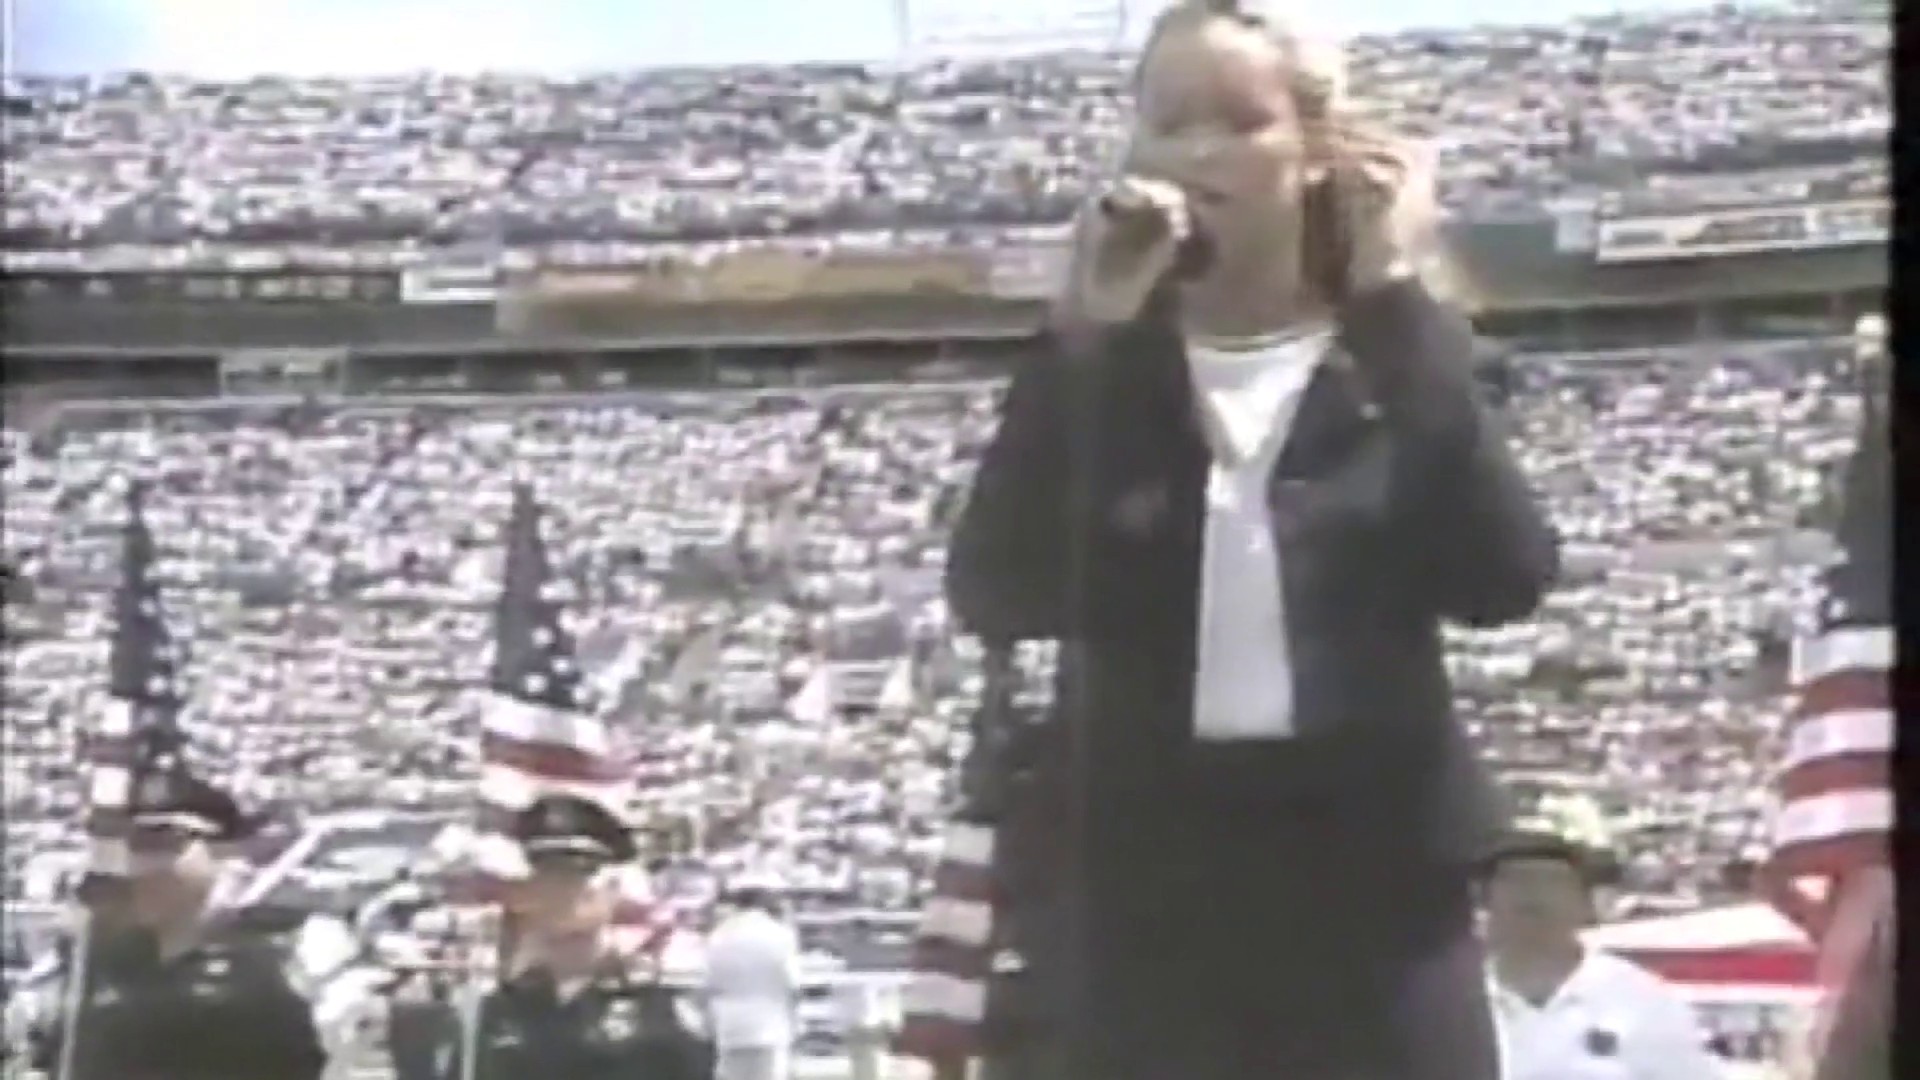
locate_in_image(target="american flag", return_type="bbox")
[83,480,192,879]
[1764,403,1892,1072]
[895,646,1015,1066]
[895,818,998,1063]
[462,483,664,953]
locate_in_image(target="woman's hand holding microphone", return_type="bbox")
[1064,175,1200,328]
[1060,124,1432,332]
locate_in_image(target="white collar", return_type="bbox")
[1184,323,1333,465]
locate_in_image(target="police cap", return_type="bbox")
[1477,828,1594,880]
[512,795,636,869]
[129,767,253,843]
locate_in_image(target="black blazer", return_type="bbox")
[945,280,1560,865]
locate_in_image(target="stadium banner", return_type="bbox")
[683,249,992,304]
[493,267,693,333]
[0,268,402,304]
[524,267,690,299]
[693,249,815,303]
[1593,198,1888,264]
[987,242,1070,299]
[803,251,990,299]
[219,347,348,396]
[1545,197,1600,254]
[399,263,501,305]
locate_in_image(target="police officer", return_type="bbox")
[452,795,710,1080]
[40,766,326,1080]
[1480,828,1723,1080]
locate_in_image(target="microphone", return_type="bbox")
[1094,182,1215,279]
[1172,228,1216,279]
[1094,185,1161,221]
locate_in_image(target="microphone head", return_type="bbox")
[1172,228,1216,280]
[1096,188,1153,219]
[1091,182,1214,281]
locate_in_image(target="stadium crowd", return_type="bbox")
[2,2,1887,262]
[0,4,1888,1075]
[3,336,1864,930]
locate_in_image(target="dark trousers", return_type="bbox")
[1067,780,1500,1080]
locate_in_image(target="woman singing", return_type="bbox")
[944,2,1560,1078]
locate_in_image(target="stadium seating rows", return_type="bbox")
[2,336,1865,926]
[2,4,1887,260]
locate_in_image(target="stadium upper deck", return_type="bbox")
[2,1,1885,256]
[0,1,1887,394]
[0,214,1886,356]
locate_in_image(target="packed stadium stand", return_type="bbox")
[0,2,1887,254]
[0,2,1890,1074]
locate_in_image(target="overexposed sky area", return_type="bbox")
[10,0,1718,77]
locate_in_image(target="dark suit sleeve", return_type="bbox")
[946,350,1073,641]
[1339,280,1559,626]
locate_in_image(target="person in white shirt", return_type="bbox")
[702,872,802,1080]
[1481,829,1724,1080]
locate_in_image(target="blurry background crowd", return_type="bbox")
[0,338,1866,1053]
[1,2,1887,262]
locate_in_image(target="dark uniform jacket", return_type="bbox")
[453,961,712,1080]
[947,278,1557,864]
[946,279,1559,1080]
[39,922,324,1080]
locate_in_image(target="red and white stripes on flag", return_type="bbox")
[460,483,669,955]
[1767,625,1894,938]
[470,692,630,880]
[83,697,140,878]
[1767,624,1895,1077]
[895,820,997,1064]
[453,692,668,951]
[1764,398,1893,1080]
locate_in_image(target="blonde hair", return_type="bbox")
[1053,0,1470,326]
[1135,0,1347,119]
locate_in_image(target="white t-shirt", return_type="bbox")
[1490,949,1724,1080]
[1183,324,1332,741]
[702,909,802,1050]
